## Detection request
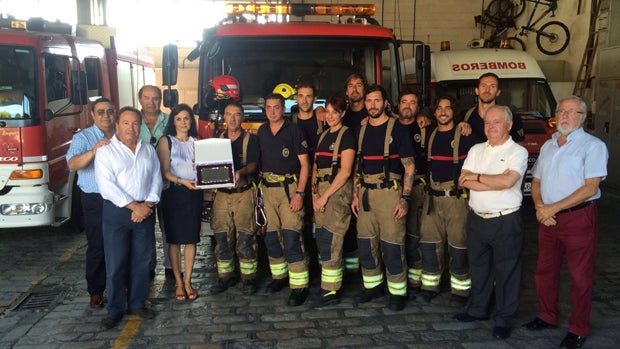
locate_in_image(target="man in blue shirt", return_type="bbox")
[66,97,115,309]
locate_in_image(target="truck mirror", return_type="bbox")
[162,44,178,86]
[70,70,88,105]
[163,89,178,108]
[415,44,431,106]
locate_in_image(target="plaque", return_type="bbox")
[194,138,235,189]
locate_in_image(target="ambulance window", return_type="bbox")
[84,58,102,98]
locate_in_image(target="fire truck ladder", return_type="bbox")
[572,0,605,98]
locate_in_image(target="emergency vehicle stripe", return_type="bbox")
[362,273,384,289]
[239,260,257,275]
[430,155,468,161]
[362,154,400,160]
[387,280,407,296]
[450,275,472,290]
[289,270,309,287]
[217,260,234,275]
[421,273,441,287]
[270,262,288,277]
[408,268,422,281]
[321,267,343,283]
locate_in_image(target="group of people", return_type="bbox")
[68,71,608,348]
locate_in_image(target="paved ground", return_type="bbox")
[0,193,619,349]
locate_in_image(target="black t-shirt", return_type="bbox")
[295,111,321,153]
[257,119,308,175]
[459,107,525,143]
[314,127,355,170]
[426,126,476,183]
[222,131,260,171]
[400,121,428,176]
[355,118,415,176]
[343,107,368,132]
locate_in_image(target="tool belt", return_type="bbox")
[218,183,253,194]
[260,173,297,202]
[425,180,467,215]
[359,174,402,212]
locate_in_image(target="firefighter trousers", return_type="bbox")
[406,180,426,288]
[211,189,258,280]
[419,183,470,297]
[262,183,308,289]
[356,186,407,296]
[314,179,352,291]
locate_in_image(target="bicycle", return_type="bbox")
[485,0,570,55]
[474,7,525,51]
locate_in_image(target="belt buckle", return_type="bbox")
[444,189,451,197]
[375,183,382,189]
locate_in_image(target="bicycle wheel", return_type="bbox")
[536,21,570,55]
[504,36,526,51]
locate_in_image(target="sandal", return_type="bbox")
[175,284,187,301]
[185,284,198,300]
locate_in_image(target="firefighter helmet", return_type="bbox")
[210,75,240,101]
[273,83,295,99]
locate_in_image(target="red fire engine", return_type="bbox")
[0,16,154,229]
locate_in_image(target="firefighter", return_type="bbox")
[210,102,260,295]
[418,95,477,305]
[311,95,355,307]
[290,82,326,272]
[257,93,311,306]
[351,84,415,311]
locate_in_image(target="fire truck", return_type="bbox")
[161,2,421,137]
[161,3,422,226]
[0,16,155,229]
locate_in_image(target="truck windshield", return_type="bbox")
[437,78,556,119]
[205,36,397,118]
[0,46,37,122]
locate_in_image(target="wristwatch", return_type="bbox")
[296,191,306,198]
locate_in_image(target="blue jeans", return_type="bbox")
[102,200,155,316]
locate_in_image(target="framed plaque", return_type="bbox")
[194,138,235,189]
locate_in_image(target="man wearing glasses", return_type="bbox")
[137,85,172,280]
[524,96,608,349]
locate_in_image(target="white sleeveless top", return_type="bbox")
[169,136,195,180]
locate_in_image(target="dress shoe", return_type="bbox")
[129,307,155,319]
[493,326,511,339]
[354,285,385,303]
[100,314,122,330]
[454,312,489,322]
[210,276,238,294]
[266,277,288,293]
[89,294,104,309]
[241,279,258,295]
[450,294,469,307]
[420,290,439,303]
[523,317,557,330]
[388,294,407,311]
[560,332,587,348]
[288,288,309,306]
[314,289,339,308]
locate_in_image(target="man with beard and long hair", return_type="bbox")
[459,72,524,143]
[418,95,476,305]
[524,96,608,349]
[351,84,415,311]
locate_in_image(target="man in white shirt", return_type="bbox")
[455,105,528,340]
[95,106,162,330]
